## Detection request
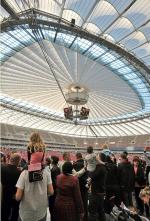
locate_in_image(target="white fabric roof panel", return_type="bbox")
[107,0,133,13]
[0,0,150,137]
[121,31,147,51]
[106,17,135,41]
[124,0,150,28]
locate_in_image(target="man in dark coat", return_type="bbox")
[88,153,107,221]
[73,152,88,221]
[118,153,135,207]
[1,153,21,221]
[133,156,145,215]
[105,156,121,213]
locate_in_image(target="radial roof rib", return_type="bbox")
[53,0,66,43]
[1,0,18,19]
[68,0,99,48]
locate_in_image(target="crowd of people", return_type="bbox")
[1,132,150,221]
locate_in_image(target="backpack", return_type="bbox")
[27,152,45,183]
[28,163,43,183]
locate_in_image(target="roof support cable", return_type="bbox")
[29,12,68,107]
[53,0,67,43]
[89,125,97,137]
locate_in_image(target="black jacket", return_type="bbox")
[51,165,60,193]
[73,159,88,192]
[134,165,145,186]
[105,162,119,186]
[89,163,107,194]
[118,161,135,191]
[1,164,21,201]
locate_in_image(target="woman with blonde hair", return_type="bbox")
[102,144,112,157]
[27,132,46,164]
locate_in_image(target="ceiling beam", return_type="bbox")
[1,0,19,19]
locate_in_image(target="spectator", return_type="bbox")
[15,133,54,221]
[49,156,60,221]
[59,151,85,178]
[118,153,135,207]
[110,153,117,165]
[102,144,112,157]
[54,161,84,221]
[85,146,97,172]
[20,158,28,170]
[73,152,88,221]
[1,153,21,221]
[123,151,128,158]
[45,157,51,172]
[105,155,121,212]
[144,146,150,184]
[143,146,150,217]
[0,152,6,165]
[133,156,145,215]
[88,153,108,221]
[27,132,46,164]
[59,152,71,172]
[16,154,54,221]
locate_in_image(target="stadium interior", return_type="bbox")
[0,0,150,221]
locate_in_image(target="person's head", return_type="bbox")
[51,155,59,165]
[87,146,93,154]
[62,161,73,175]
[10,153,21,167]
[0,152,6,165]
[139,187,150,205]
[102,144,108,150]
[120,153,128,163]
[20,158,27,168]
[28,132,45,152]
[123,151,128,157]
[99,152,106,162]
[45,157,51,166]
[63,152,71,162]
[76,152,82,160]
[133,156,140,167]
[111,154,116,163]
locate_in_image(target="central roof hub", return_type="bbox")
[65,84,89,105]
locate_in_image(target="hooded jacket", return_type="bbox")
[89,163,108,194]
[118,161,135,191]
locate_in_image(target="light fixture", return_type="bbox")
[64,84,90,121]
